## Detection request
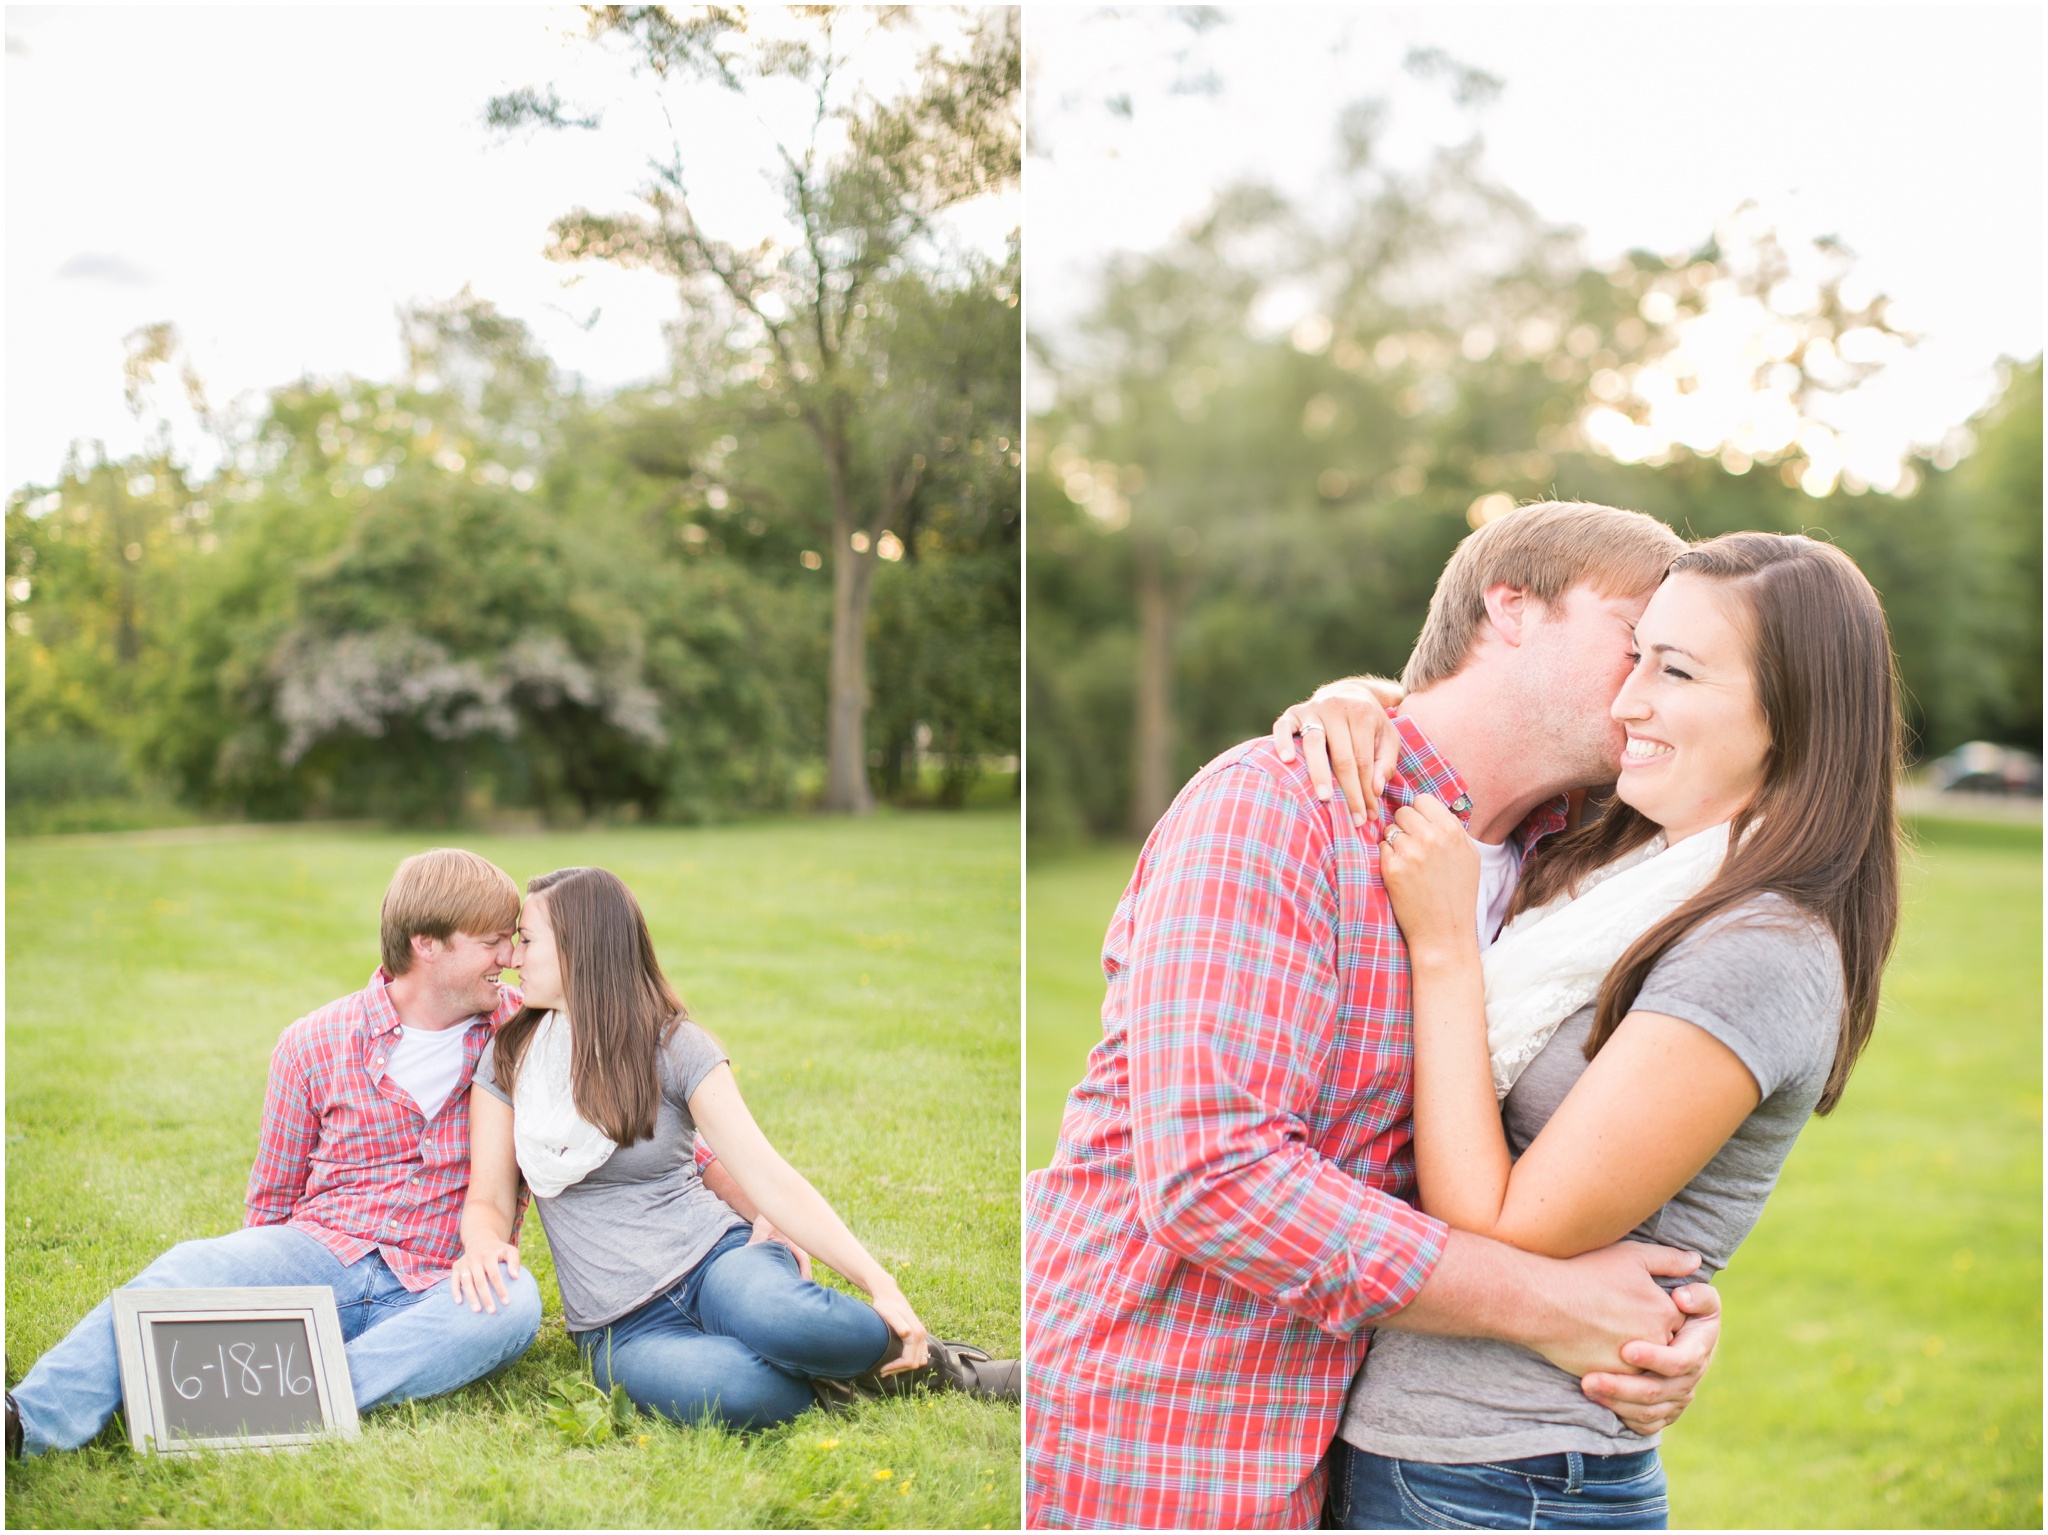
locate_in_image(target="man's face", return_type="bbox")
[417,927,515,1016]
[1518,581,1656,785]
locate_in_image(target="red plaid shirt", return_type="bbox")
[1024,720,1568,1529]
[245,969,522,1291]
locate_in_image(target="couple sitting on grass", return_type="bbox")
[8,855,1017,1459]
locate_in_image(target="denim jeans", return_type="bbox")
[1329,1441,1669,1530]
[575,1227,891,1430]
[11,1224,541,1455]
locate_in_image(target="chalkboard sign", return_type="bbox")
[112,1287,358,1454]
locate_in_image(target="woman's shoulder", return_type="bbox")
[658,1014,730,1098]
[1670,891,1839,968]
[1640,892,1843,1098]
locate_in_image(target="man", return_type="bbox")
[1024,502,1720,1529]
[7,849,543,1456]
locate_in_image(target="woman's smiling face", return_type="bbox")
[1611,571,1773,841]
[511,893,565,1011]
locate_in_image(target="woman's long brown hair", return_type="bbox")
[1507,533,1902,1114]
[495,867,686,1145]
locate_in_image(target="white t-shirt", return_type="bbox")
[1473,835,1523,950]
[384,1020,474,1119]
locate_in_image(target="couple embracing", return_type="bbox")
[10,856,1016,1458]
[1025,502,1899,1529]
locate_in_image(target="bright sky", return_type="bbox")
[5,5,1014,492]
[1028,5,2042,478]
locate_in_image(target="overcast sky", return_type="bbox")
[5,5,1011,491]
[9,6,2037,494]
[1028,5,2042,467]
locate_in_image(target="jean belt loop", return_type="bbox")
[1565,1451,1584,1495]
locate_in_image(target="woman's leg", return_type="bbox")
[579,1294,816,1432]
[688,1240,892,1381]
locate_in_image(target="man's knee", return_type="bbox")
[447,1268,542,1364]
[499,1269,543,1347]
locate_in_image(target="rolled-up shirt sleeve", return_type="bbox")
[1125,765,1445,1336]
[245,1028,316,1227]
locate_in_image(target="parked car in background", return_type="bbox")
[1928,742,2044,797]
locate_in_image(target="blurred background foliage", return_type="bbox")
[7,279,1018,832]
[1027,97,2040,850]
[7,12,1020,836]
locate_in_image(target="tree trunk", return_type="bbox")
[1129,531,1177,837]
[823,447,877,815]
[112,477,140,665]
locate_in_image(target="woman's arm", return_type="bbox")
[703,1154,816,1280]
[450,1085,525,1313]
[688,1063,928,1369]
[1385,796,1762,1258]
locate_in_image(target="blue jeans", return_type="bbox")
[11,1224,541,1455]
[575,1228,891,1430]
[1330,1442,1669,1530]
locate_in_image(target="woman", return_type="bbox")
[1278,533,1899,1529]
[449,866,1015,1429]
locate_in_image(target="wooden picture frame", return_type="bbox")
[111,1286,358,1455]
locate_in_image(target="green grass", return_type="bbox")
[1024,816,2040,1529]
[7,810,1021,1529]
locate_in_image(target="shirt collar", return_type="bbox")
[365,967,517,1040]
[1384,714,1570,857]
[365,968,404,1041]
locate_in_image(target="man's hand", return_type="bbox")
[1581,1281,1721,1435]
[746,1213,813,1281]
[1522,1241,1692,1378]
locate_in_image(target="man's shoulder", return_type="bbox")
[1141,737,1350,875]
[275,985,376,1054]
[489,983,524,1027]
[1168,737,1333,829]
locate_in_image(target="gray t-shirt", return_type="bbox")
[1341,894,1844,1463]
[475,1019,749,1332]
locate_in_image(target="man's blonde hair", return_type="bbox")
[380,849,521,975]
[1401,501,1688,692]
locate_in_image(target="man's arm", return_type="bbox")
[1123,763,1449,1337]
[1378,1231,1721,1436]
[703,1155,754,1218]
[245,1032,317,1227]
[701,1130,813,1280]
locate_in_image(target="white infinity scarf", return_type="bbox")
[1482,822,1730,1099]
[511,1010,616,1198]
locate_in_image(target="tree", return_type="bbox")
[489,5,1020,811]
[1029,68,1953,846]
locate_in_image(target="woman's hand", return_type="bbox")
[454,1085,524,1313]
[450,1239,522,1314]
[689,1063,934,1372]
[1270,676,1404,831]
[1379,794,1481,962]
[866,1277,931,1375]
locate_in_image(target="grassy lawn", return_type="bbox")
[1024,816,2041,1529]
[7,810,1021,1529]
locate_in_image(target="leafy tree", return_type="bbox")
[1029,85,2023,847]
[489,6,1020,812]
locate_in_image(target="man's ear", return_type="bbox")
[1481,583,1533,648]
[410,932,444,968]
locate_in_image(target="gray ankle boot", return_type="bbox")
[812,1335,1021,1412]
